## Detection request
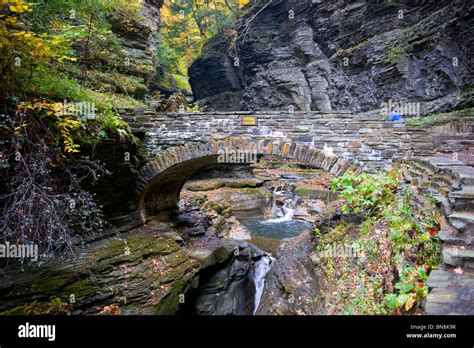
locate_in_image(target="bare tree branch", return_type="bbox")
[238,0,273,46]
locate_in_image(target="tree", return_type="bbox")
[158,0,250,76]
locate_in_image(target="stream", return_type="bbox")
[244,184,311,313]
[241,183,312,239]
[243,219,312,239]
[179,164,329,315]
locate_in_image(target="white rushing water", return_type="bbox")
[264,199,295,223]
[253,255,274,314]
[264,189,298,223]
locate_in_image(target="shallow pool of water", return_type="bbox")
[242,218,312,239]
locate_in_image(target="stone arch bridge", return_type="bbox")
[117,108,455,223]
[135,137,355,221]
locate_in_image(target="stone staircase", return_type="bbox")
[401,156,474,314]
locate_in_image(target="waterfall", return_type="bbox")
[253,255,274,314]
[264,199,295,223]
[264,186,298,223]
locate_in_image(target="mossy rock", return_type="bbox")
[155,270,199,315]
[186,179,225,191]
[221,207,233,217]
[295,187,314,196]
[61,279,99,305]
[33,274,73,295]
[204,201,231,214]
[295,186,339,201]
[223,178,263,188]
[156,71,191,95]
[0,225,201,315]
[242,188,263,195]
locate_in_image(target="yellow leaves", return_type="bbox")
[237,0,250,8]
[57,55,78,63]
[404,294,416,311]
[13,30,32,38]
[8,0,31,13]
[19,100,58,113]
[59,118,81,128]
[9,5,26,13]
[4,16,17,25]
[128,0,143,10]
[51,35,62,45]
[17,100,83,154]
[64,142,80,153]
[1,0,63,67]
[57,114,82,154]
[160,5,177,26]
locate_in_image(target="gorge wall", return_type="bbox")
[189,0,473,114]
[102,0,164,99]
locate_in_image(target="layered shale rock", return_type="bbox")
[256,231,324,315]
[0,223,200,315]
[94,0,164,98]
[190,0,473,113]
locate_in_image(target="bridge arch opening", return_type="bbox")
[137,138,357,223]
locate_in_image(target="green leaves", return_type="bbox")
[395,282,414,294]
[390,230,404,241]
[416,285,428,298]
[384,293,412,309]
[417,268,428,281]
[330,167,440,315]
[384,266,430,313]
[330,170,399,217]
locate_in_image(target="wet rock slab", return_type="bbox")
[0,223,201,315]
[256,231,324,315]
[424,270,474,315]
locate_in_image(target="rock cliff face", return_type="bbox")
[256,231,324,315]
[0,223,201,315]
[189,0,473,114]
[188,34,245,110]
[186,243,265,315]
[108,0,164,97]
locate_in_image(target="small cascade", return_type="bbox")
[240,176,312,239]
[265,198,295,223]
[253,255,274,314]
[265,184,299,223]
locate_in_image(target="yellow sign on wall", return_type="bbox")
[241,116,257,126]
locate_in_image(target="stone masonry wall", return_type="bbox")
[118,109,472,170]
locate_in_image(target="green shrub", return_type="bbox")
[320,167,441,314]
